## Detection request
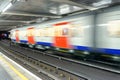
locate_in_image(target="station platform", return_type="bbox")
[0,52,42,80]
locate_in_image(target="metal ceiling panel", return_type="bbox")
[0,0,119,31]
[8,0,56,14]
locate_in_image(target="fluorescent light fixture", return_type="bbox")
[113,56,119,59]
[92,0,112,7]
[60,4,70,14]
[2,3,12,12]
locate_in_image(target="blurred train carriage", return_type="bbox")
[10,5,120,62]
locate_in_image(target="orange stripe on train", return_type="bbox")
[27,28,35,44]
[15,30,19,42]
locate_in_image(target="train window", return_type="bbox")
[40,29,44,37]
[35,29,44,37]
[34,29,40,37]
[54,22,72,37]
[69,22,84,37]
[35,27,54,37]
[49,28,54,37]
[54,27,62,36]
[27,28,34,37]
[38,28,46,37]
[45,27,54,37]
[19,30,26,37]
[108,20,120,37]
[44,28,49,37]
[62,28,68,36]
[69,27,77,37]
[53,21,84,37]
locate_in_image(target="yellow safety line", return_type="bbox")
[0,56,28,80]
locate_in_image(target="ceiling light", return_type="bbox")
[112,56,119,59]
[92,0,112,7]
[2,3,12,12]
[17,0,27,2]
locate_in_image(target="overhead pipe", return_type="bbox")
[2,11,62,18]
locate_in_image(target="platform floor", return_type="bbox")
[0,63,13,80]
[0,52,42,80]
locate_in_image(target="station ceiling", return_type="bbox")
[0,0,119,31]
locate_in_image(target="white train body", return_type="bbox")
[10,5,120,56]
[96,6,120,55]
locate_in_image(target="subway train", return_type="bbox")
[10,5,120,62]
[0,32,10,40]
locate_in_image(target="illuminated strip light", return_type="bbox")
[97,24,108,27]
[92,0,112,7]
[2,3,12,12]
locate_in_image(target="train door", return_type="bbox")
[27,28,35,44]
[15,30,20,42]
[53,22,71,49]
